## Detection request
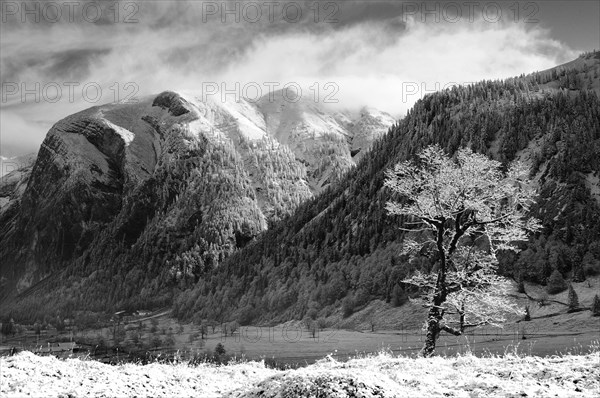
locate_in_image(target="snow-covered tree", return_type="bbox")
[385,145,540,356]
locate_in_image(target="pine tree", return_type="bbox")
[592,294,600,317]
[517,274,526,294]
[573,266,586,283]
[391,285,408,307]
[567,284,579,312]
[546,269,568,294]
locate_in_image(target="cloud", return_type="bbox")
[0,109,48,156]
[0,1,580,156]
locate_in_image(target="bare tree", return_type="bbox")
[302,316,314,331]
[368,316,376,333]
[199,321,208,340]
[385,145,540,356]
[228,321,239,337]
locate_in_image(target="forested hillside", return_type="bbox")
[0,90,392,322]
[172,52,600,325]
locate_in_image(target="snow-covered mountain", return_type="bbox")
[0,90,394,300]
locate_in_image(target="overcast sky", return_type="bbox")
[1,0,599,157]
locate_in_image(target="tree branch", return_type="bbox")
[421,216,442,228]
[440,324,462,336]
[473,212,512,226]
[448,210,468,257]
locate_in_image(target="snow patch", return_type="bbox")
[102,120,134,146]
[177,91,267,141]
[360,107,396,125]
[2,351,599,398]
[218,99,267,141]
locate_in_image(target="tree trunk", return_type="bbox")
[422,220,448,357]
[422,305,442,356]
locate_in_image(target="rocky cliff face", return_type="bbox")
[0,90,393,304]
[348,107,397,161]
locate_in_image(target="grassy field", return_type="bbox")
[4,313,597,367]
[2,278,599,366]
[168,316,600,365]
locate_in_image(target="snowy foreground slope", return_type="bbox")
[1,351,599,397]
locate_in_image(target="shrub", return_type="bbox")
[151,336,162,348]
[214,343,226,356]
[546,270,567,294]
[567,284,579,312]
[164,334,175,347]
[538,292,549,307]
[592,294,600,317]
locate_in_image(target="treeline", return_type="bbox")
[173,66,600,325]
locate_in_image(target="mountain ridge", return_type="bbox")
[0,89,393,313]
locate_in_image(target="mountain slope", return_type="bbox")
[0,90,392,317]
[171,52,600,325]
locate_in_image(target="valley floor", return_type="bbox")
[1,350,599,397]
